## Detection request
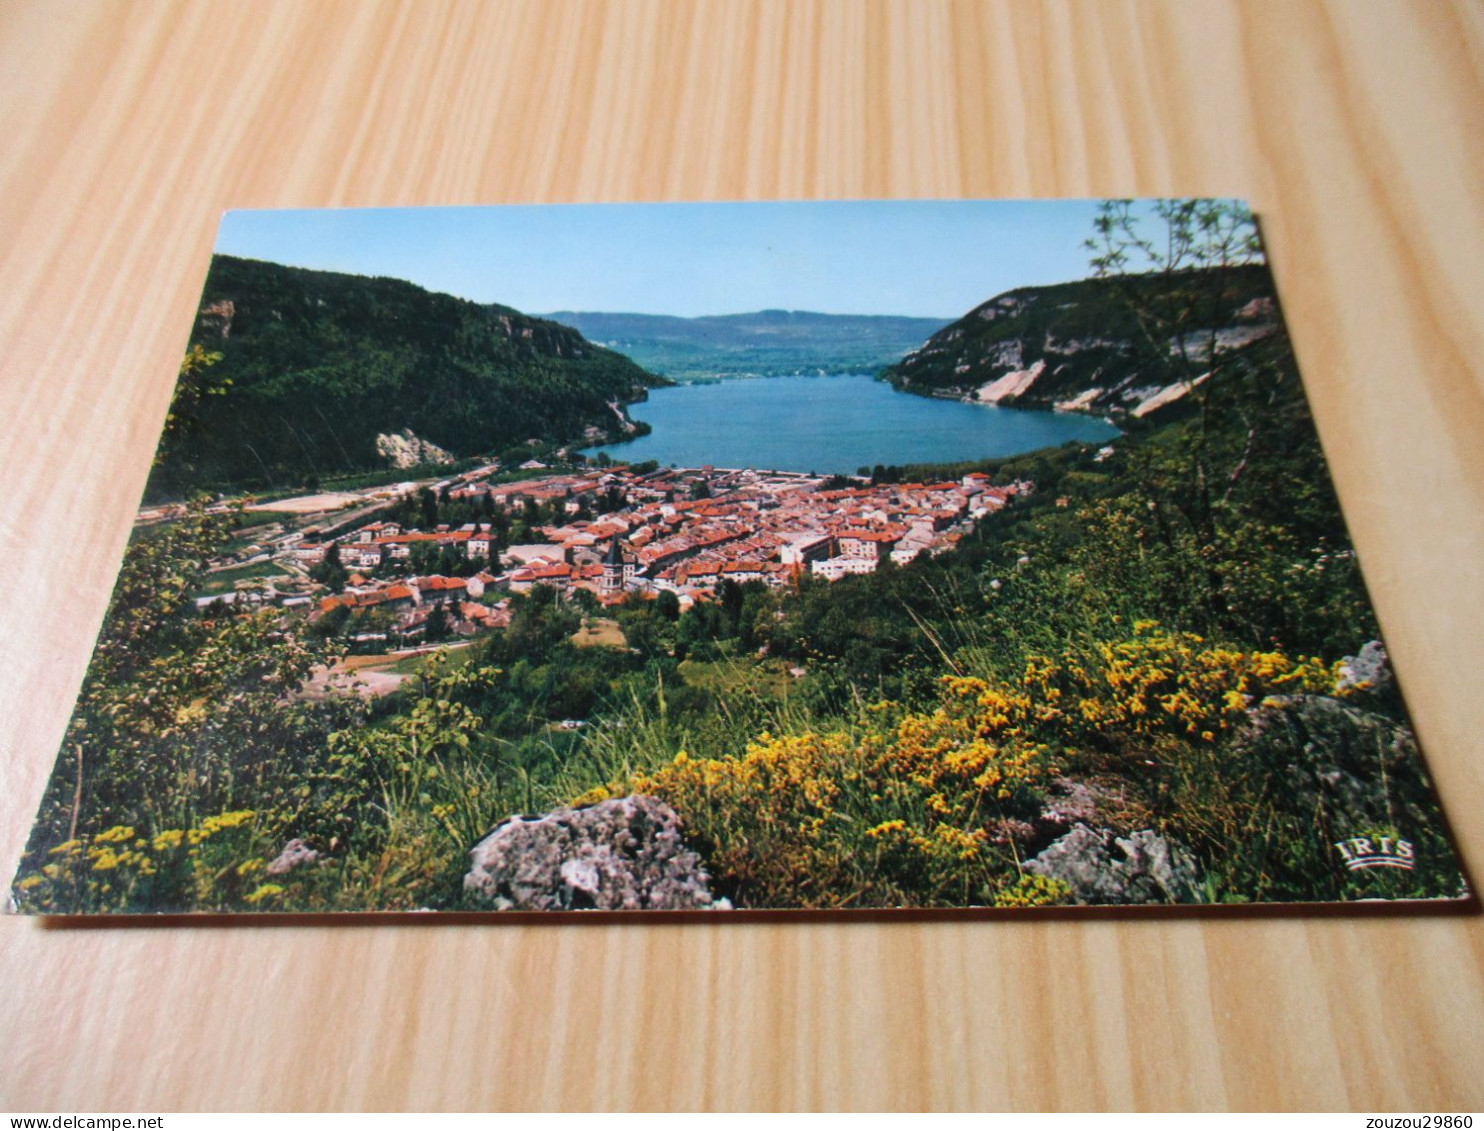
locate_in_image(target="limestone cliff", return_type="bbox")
[884,263,1280,420]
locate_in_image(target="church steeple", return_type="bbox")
[602,533,624,592]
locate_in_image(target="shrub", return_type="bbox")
[14,810,272,914]
[577,675,1066,909]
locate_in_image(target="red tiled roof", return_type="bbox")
[376,531,472,545]
[418,576,468,591]
[839,529,903,543]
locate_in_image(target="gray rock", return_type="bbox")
[1336,640,1396,699]
[464,795,719,911]
[1230,692,1430,834]
[986,778,1109,848]
[1037,777,1103,832]
[1024,824,1203,904]
[265,838,318,875]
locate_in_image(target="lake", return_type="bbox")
[587,373,1119,474]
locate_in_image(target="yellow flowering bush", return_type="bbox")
[1018,621,1335,747]
[579,678,1065,909]
[574,621,1339,909]
[15,810,266,913]
[881,677,1056,801]
[992,874,1073,908]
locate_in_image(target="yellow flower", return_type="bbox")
[243,883,284,905]
[90,848,120,871]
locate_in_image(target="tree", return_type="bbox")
[410,541,439,576]
[1082,198,1371,654]
[1086,198,1263,380]
[426,600,451,642]
[14,502,348,909]
[436,544,465,578]
[311,540,349,593]
[159,344,229,452]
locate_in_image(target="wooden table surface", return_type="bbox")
[2,0,1482,1112]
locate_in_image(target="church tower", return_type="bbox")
[602,533,625,593]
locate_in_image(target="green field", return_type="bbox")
[379,645,477,677]
[676,657,794,698]
[236,509,319,525]
[193,559,292,596]
[572,618,626,648]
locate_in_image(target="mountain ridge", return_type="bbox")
[541,309,953,380]
[147,255,665,499]
[882,263,1279,419]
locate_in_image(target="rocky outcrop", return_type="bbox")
[607,399,638,434]
[265,838,319,875]
[983,777,1109,849]
[199,298,235,339]
[375,428,455,469]
[883,263,1279,416]
[975,359,1046,404]
[1055,387,1104,412]
[1336,640,1396,700]
[1130,372,1210,417]
[1024,824,1203,904]
[1229,690,1430,836]
[1036,777,1104,833]
[464,795,721,911]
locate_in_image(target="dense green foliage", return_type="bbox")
[543,309,951,380]
[148,256,665,500]
[883,263,1275,412]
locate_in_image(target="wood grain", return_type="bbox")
[2,0,1482,1111]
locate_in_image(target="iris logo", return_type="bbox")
[1333,834,1415,872]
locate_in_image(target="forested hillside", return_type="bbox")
[147,256,665,499]
[883,263,1277,417]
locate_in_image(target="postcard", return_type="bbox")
[10,199,1468,915]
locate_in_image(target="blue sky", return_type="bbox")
[214,199,1113,319]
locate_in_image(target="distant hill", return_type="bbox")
[541,309,953,380]
[147,256,665,499]
[882,264,1279,418]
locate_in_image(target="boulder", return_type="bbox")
[265,838,319,875]
[1024,824,1202,904]
[1336,640,1397,700]
[1230,692,1431,835]
[1036,777,1103,833]
[985,777,1107,848]
[464,795,719,911]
